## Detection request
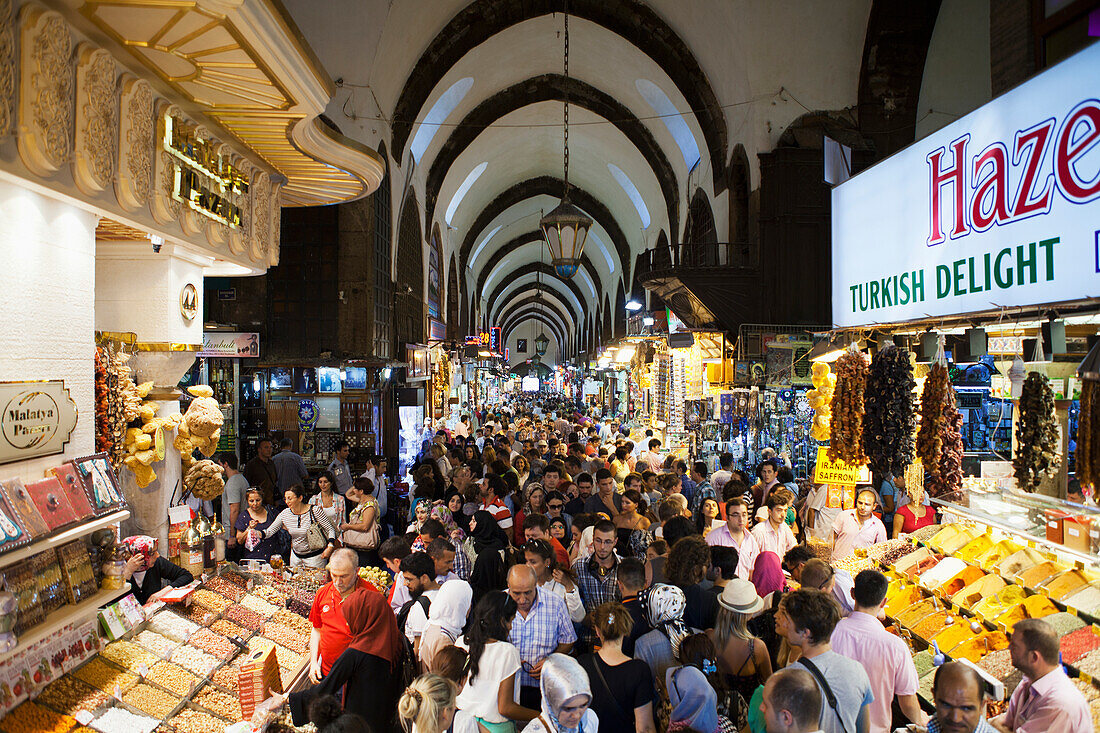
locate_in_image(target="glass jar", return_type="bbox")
[100,560,125,590]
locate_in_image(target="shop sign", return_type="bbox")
[297,400,318,432]
[812,447,869,485]
[199,332,259,358]
[0,381,78,465]
[489,327,502,353]
[832,43,1100,327]
[163,114,248,227]
[180,283,198,321]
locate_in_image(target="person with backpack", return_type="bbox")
[397,552,440,658]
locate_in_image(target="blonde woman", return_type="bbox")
[399,673,457,733]
[712,579,772,721]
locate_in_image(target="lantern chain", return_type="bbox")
[563,1,570,196]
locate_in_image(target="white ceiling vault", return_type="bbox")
[277,0,990,361]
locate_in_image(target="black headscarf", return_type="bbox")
[444,489,472,534]
[470,510,508,553]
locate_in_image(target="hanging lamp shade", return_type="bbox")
[541,199,592,279]
[535,332,550,357]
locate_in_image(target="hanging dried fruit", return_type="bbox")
[808,361,836,442]
[827,347,868,465]
[927,389,964,498]
[1078,381,1098,492]
[1013,372,1060,492]
[862,344,916,478]
[916,362,949,470]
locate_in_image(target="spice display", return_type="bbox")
[1043,612,1086,637]
[133,630,178,659]
[926,389,964,498]
[239,594,279,617]
[908,524,943,543]
[1078,379,1098,491]
[36,675,110,716]
[147,661,200,696]
[147,612,199,643]
[861,344,916,478]
[936,566,985,597]
[911,610,950,638]
[170,708,229,733]
[863,539,918,566]
[1064,584,1100,615]
[193,685,241,721]
[1014,372,1061,492]
[952,574,1006,610]
[915,557,966,590]
[223,605,265,630]
[916,362,949,470]
[89,706,159,733]
[72,658,139,693]
[169,645,220,676]
[827,347,868,465]
[1061,627,1100,663]
[807,362,835,441]
[977,648,1021,694]
[0,701,77,733]
[187,628,238,659]
[122,683,180,719]
[1076,646,1100,678]
[202,577,246,603]
[100,641,158,671]
[1016,561,1064,589]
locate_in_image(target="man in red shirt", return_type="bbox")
[523,513,570,567]
[478,473,513,530]
[308,548,372,681]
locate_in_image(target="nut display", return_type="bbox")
[190,589,232,614]
[122,683,180,719]
[193,685,241,721]
[173,603,216,627]
[270,609,311,636]
[0,701,77,733]
[202,577,246,603]
[223,605,265,630]
[1013,372,1061,492]
[147,661,200,696]
[210,664,238,692]
[209,620,248,640]
[72,658,139,693]
[99,641,158,671]
[133,630,178,659]
[169,645,220,676]
[146,612,199,643]
[170,708,229,733]
[88,706,159,733]
[187,628,238,659]
[274,644,304,670]
[239,594,279,617]
[827,347,869,465]
[251,585,286,606]
[861,344,916,479]
[264,623,307,653]
[35,675,110,716]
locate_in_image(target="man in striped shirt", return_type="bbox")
[478,473,513,530]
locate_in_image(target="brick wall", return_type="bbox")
[990,0,1036,95]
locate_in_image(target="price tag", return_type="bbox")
[137,663,149,677]
[74,710,94,725]
[112,684,121,699]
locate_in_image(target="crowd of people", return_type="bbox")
[256,398,1092,733]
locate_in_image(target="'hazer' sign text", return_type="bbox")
[832,43,1100,327]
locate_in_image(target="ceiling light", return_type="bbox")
[625,299,643,311]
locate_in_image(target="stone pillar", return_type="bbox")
[0,180,98,481]
[95,243,206,548]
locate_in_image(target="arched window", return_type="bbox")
[396,189,424,345]
[410,77,474,163]
[683,189,716,266]
[447,253,460,341]
[428,224,443,321]
[373,142,393,360]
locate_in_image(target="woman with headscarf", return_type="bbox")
[468,510,510,596]
[419,579,473,673]
[120,535,194,604]
[749,551,786,600]
[521,654,599,733]
[666,665,739,733]
[288,587,400,733]
[407,498,433,535]
[712,579,771,729]
[634,584,691,696]
[443,488,472,536]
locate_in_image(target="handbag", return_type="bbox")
[305,507,329,552]
[343,501,381,550]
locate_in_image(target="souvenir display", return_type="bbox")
[23,478,78,532]
[46,465,95,521]
[72,455,124,514]
[0,479,48,538]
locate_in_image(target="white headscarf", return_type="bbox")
[425,578,472,638]
[539,654,595,733]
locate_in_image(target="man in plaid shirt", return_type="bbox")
[571,520,621,649]
[506,564,576,709]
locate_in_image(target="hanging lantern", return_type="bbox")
[535,332,550,357]
[541,200,591,279]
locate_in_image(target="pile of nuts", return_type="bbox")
[100,641,158,671]
[170,709,228,733]
[270,609,311,636]
[122,683,179,718]
[203,577,246,603]
[209,620,248,640]
[148,662,200,696]
[210,664,239,692]
[239,595,279,617]
[223,605,265,631]
[72,659,138,693]
[187,628,238,659]
[36,675,110,715]
[193,685,241,721]
[0,701,78,733]
[251,585,286,606]
[169,645,220,676]
[134,630,178,659]
[263,623,306,653]
[191,590,232,614]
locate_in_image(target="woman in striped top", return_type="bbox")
[261,485,337,568]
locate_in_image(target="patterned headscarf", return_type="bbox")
[539,654,594,733]
[640,583,690,657]
[122,535,158,571]
[429,504,463,540]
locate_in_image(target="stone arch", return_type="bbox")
[503,309,567,348]
[446,253,460,341]
[682,189,717,266]
[428,223,444,322]
[390,0,727,190]
[614,279,626,339]
[602,295,611,342]
[423,74,678,239]
[858,0,942,157]
[486,262,588,324]
[498,295,576,337]
[727,144,752,244]
[395,188,424,345]
[473,230,601,298]
[372,140,394,360]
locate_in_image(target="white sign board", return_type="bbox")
[832,43,1100,328]
[0,381,78,465]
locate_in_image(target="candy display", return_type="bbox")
[72,659,138,693]
[250,585,286,606]
[146,612,198,643]
[262,623,306,654]
[0,701,77,733]
[209,620,248,640]
[201,577,246,603]
[223,604,265,631]
[269,609,311,637]
[193,684,241,721]
[1014,372,1060,492]
[169,645,220,677]
[88,706,158,733]
[171,708,229,733]
[186,628,239,660]
[132,630,178,659]
[239,594,279,617]
[189,589,232,615]
[99,641,157,671]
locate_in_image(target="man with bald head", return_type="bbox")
[506,563,576,709]
[308,548,370,682]
[761,667,823,733]
[932,661,996,733]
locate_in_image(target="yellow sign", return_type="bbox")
[813,447,870,485]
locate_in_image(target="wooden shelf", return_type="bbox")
[0,510,130,572]
[0,586,131,665]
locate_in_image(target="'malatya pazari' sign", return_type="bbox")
[832,43,1100,327]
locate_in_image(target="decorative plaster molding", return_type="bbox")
[72,44,117,195]
[18,5,73,178]
[0,0,14,139]
[115,76,153,212]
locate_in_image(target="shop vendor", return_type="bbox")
[121,535,194,604]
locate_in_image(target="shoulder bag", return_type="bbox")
[305,507,329,552]
[343,499,381,550]
[796,656,850,733]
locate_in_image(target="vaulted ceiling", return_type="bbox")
[279,0,975,363]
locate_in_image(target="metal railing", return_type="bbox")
[636,241,756,277]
